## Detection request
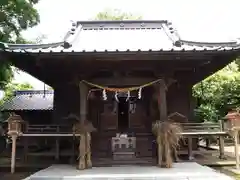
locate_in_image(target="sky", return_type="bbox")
[14,0,240,89]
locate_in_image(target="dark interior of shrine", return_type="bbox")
[118,97,129,132]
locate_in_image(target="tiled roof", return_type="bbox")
[1,90,53,111]
[1,20,240,54]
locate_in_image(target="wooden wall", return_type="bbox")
[167,83,193,120]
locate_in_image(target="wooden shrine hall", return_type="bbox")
[0,20,240,171]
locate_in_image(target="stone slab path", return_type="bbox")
[24,162,234,180]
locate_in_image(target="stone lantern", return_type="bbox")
[7,113,24,136]
[224,108,240,170]
[224,109,240,130]
[6,113,25,174]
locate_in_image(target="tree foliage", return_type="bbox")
[193,62,240,122]
[94,9,142,20]
[0,0,40,42]
[235,58,240,69]
[0,0,40,89]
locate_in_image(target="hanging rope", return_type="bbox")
[81,79,162,92]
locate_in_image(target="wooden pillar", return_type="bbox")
[218,120,225,159]
[23,123,29,162]
[10,135,17,174]
[187,85,194,160]
[156,80,167,166]
[205,139,210,148]
[187,137,194,160]
[71,135,76,164]
[78,82,88,170]
[234,130,239,169]
[79,82,88,124]
[55,126,60,160]
[158,80,167,121]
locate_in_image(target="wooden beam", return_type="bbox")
[191,56,236,84]
[29,51,220,61]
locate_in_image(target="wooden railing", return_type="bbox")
[179,121,226,160]
[24,121,225,134]
[181,121,224,132]
[16,121,228,160]
[26,124,72,134]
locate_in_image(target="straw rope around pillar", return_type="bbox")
[72,119,96,170]
[152,120,183,168]
[152,80,182,168]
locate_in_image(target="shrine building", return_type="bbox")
[0,20,240,165]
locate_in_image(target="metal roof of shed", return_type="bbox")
[1,90,53,111]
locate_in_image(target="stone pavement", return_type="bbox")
[24,162,234,180]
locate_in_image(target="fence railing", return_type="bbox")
[25,121,225,134]
[26,124,72,134]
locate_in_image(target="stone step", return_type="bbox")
[92,157,156,166]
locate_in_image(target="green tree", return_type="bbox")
[236,58,240,69]
[94,9,142,20]
[0,0,40,89]
[193,62,240,122]
[47,86,53,90]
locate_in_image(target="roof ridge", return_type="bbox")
[64,20,181,49]
[14,90,54,96]
[77,20,169,25]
